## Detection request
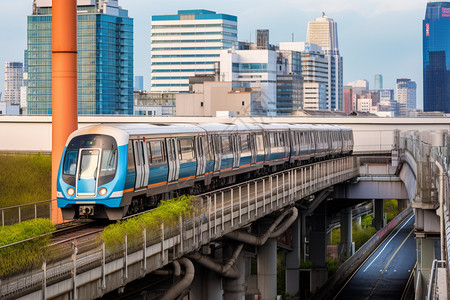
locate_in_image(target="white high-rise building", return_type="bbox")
[150,10,237,92]
[219,49,277,116]
[306,14,343,111]
[4,62,23,104]
[396,78,416,116]
[279,42,328,110]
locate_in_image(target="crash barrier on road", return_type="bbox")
[311,206,413,300]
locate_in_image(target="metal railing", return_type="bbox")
[0,156,358,299]
[427,259,447,300]
[0,199,53,226]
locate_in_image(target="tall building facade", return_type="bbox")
[396,78,417,116]
[150,10,237,92]
[219,49,277,115]
[4,62,23,104]
[27,0,133,115]
[423,1,450,113]
[279,42,328,111]
[134,76,144,91]
[374,74,383,89]
[257,29,269,49]
[306,15,343,111]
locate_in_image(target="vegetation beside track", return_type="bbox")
[102,195,197,250]
[0,218,55,278]
[0,154,51,208]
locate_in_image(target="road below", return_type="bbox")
[336,214,416,300]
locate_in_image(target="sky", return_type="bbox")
[0,0,426,108]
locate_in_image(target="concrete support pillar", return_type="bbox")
[416,237,436,295]
[257,238,277,300]
[339,207,352,261]
[372,199,384,230]
[397,199,408,212]
[309,201,327,294]
[190,265,223,300]
[223,249,246,300]
[286,214,301,296]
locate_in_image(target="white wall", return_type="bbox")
[0,116,449,153]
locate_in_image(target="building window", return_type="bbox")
[200,102,204,107]
[242,101,245,106]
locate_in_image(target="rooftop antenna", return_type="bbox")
[292,33,294,42]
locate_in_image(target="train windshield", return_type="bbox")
[62,134,118,187]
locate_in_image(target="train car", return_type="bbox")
[57,122,354,220]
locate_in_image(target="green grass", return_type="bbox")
[102,195,197,250]
[0,218,55,278]
[0,154,51,208]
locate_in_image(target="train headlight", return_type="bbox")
[99,188,108,196]
[67,188,75,196]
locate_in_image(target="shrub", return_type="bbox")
[0,218,55,278]
[0,154,51,208]
[102,195,196,250]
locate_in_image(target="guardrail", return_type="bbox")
[0,199,53,226]
[0,156,358,300]
[399,130,450,298]
[312,205,413,300]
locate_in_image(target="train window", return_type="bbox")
[221,135,231,155]
[179,138,195,161]
[100,148,117,176]
[63,150,78,175]
[240,134,249,152]
[148,140,166,165]
[127,142,135,172]
[256,134,264,151]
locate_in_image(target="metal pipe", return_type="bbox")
[226,207,298,245]
[52,0,78,224]
[160,258,195,300]
[188,244,244,279]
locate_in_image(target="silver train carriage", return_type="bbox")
[57,123,353,220]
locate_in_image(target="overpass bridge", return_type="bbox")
[0,117,449,299]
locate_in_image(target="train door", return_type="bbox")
[133,139,149,190]
[250,133,257,165]
[196,136,206,176]
[212,135,221,172]
[166,138,180,182]
[76,148,101,197]
[232,134,240,168]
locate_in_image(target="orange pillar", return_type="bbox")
[52,0,78,224]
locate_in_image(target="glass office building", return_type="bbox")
[27,0,133,115]
[423,1,450,113]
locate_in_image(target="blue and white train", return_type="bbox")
[57,123,353,220]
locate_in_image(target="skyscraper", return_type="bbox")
[134,76,144,91]
[423,1,450,113]
[306,14,343,111]
[279,42,328,111]
[150,10,237,92]
[257,29,269,49]
[374,74,383,89]
[396,78,417,116]
[27,0,133,115]
[4,62,23,104]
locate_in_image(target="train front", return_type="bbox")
[57,125,129,220]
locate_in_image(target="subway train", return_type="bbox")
[57,123,353,220]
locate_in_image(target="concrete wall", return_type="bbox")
[176,81,252,117]
[0,116,449,153]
